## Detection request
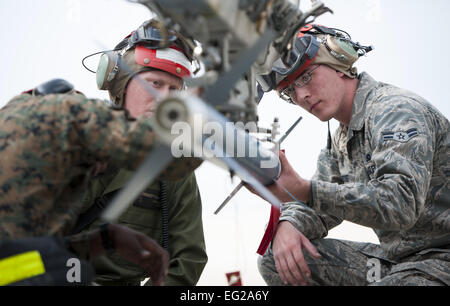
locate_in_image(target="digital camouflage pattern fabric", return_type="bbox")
[259,237,449,285]
[260,72,450,285]
[0,93,200,241]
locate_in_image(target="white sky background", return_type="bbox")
[0,0,449,286]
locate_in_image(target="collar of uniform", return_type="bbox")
[346,72,379,140]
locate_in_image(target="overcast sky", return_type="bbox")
[0,0,449,285]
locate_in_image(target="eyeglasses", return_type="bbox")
[280,65,320,103]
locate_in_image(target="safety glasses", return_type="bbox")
[280,65,320,103]
[272,35,320,91]
[129,23,178,49]
[127,20,195,62]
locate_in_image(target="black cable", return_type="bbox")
[81,49,117,73]
[327,121,332,154]
[329,27,352,40]
[159,181,169,251]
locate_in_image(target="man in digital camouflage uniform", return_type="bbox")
[256,24,449,286]
[0,81,178,285]
[0,20,204,286]
[74,20,207,286]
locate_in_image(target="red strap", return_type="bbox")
[257,149,284,255]
[257,204,281,255]
[21,89,33,95]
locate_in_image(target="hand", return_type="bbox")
[92,161,108,176]
[272,221,321,286]
[245,151,311,203]
[108,224,169,286]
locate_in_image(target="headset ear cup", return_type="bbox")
[96,52,118,90]
[327,36,358,65]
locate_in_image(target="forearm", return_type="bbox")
[66,225,113,260]
[280,201,343,240]
[309,175,425,230]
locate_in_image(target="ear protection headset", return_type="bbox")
[82,19,195,92]
[82,34,129,89]
[95,47,127,91]
[256,24,373,104]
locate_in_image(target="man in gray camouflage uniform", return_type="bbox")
[256,24,449,286]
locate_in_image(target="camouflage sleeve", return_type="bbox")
[60,94,155,170]
[310,97,434,230]
[1,93,155,171]
[157,173,207,286]
[66,95,201,180]
[279,147,343,240]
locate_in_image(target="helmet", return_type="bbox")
[257,24,373,104]
[95,19,194,108]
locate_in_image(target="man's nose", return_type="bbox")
[294,86,311,106]
[157,86,171,100]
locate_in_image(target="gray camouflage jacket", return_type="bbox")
[280,72,450,261]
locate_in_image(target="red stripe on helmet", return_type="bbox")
[298,24,313,37]
[135,45,191,78]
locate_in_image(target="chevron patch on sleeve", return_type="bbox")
[382,128,419,143]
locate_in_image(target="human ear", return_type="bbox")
[336,70,345,78]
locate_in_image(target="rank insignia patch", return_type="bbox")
[382,128,418,143]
